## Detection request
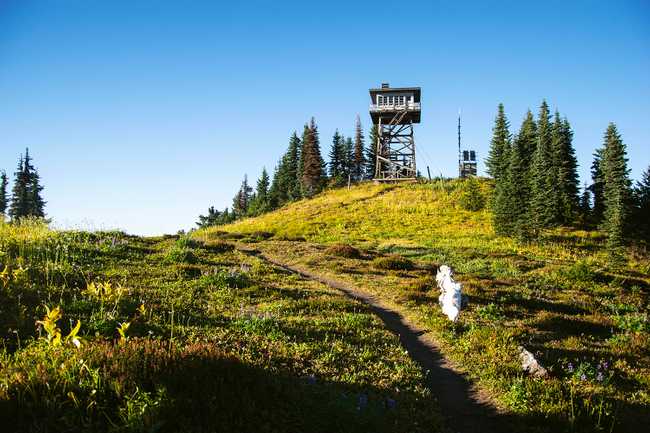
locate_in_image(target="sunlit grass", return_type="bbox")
[0,220,442,432]
[198,178,650,432]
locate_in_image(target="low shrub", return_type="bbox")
[175,237,201,249]
[164,246,197,264]
[200,268,250,289]
[563,259,598,283]
[324,243,361,259]
[373,255,413,271]
[458,177,486,211]
[203,240,235,253]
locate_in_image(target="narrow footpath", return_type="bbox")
[242,247,513,433]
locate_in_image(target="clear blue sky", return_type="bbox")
[1,1,648,235]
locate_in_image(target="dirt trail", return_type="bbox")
[242,247,512,433]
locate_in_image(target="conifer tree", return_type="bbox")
[486,103,511,180]
[352,115,365,181]
[634,165,650,242]
[268,159,286,209]
[301,119,325,197]
[507,110,537,236]
[248,168,270,216]
[508,124,533,239]
[491,143,513,235]
[9,149,45,219]
[220,208,234,225]
[232,175,253,218]
[551,113,579,224]
[601,123,631,261]
[9,155,29,220]
[328,130,346,185]
[269,132,302,208]
[29,167,46,218]
[365,124,378,180]
[516,110,537,174]
[283,132,302,201]
[458,177,485,211]
[488,105,512,235]
[0,170,7,217]
[590,148,606,224]
[578,184,592,227]
[529,100,556,232]
[196,206,221,228]
[310,117,327,181]
[343,136,353,182]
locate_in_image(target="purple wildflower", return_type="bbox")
[567,362,574,373]
[580,373,587,381]
[596,372,604,382]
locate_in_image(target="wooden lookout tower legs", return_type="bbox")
[375,109,417,181]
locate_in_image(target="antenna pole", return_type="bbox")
[458,109,461,178]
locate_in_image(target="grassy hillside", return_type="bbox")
[199,179,650,432]
[0,220,442,432]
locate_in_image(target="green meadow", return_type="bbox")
[200,179,650,432]
[0,219,442,432]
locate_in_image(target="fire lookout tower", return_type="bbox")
[369,83,421,181]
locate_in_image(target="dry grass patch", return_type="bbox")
[325,243,362,259]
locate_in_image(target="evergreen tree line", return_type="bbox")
[0,148,46,221]
[196,116,379,228]
[488,102,649,258]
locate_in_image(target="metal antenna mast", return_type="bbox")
[458,109,461,178]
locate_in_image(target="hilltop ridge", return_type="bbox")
[197,178,650,433]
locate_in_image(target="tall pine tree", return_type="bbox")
[269,132,302,208]
[9,149,45,219]
[551,113,579,224]
[232,175,253,218]
[365,124,378,180]
[578,184,592,228]
[248,168,270,216]
[508,120,534,239]
[601,123,631,261]
[0,170,7,217]
[634,165,650,242]
[590,148,606,224]
[529,100,556,232]
[328,130,346,185]
[343,136,354,183]
[352,115,365,181]
[9,155,29,220]
[310,117,327,183]
[300,119,325,197]
[489,105,512,235]
[486,103,511,180]
[284,132,302,201]
[516,110,537,174]
[268,159,286,209]
[29,168,46,218]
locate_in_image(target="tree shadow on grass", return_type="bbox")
[0,339,443,433]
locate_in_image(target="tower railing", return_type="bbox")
[369,102,420,113]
